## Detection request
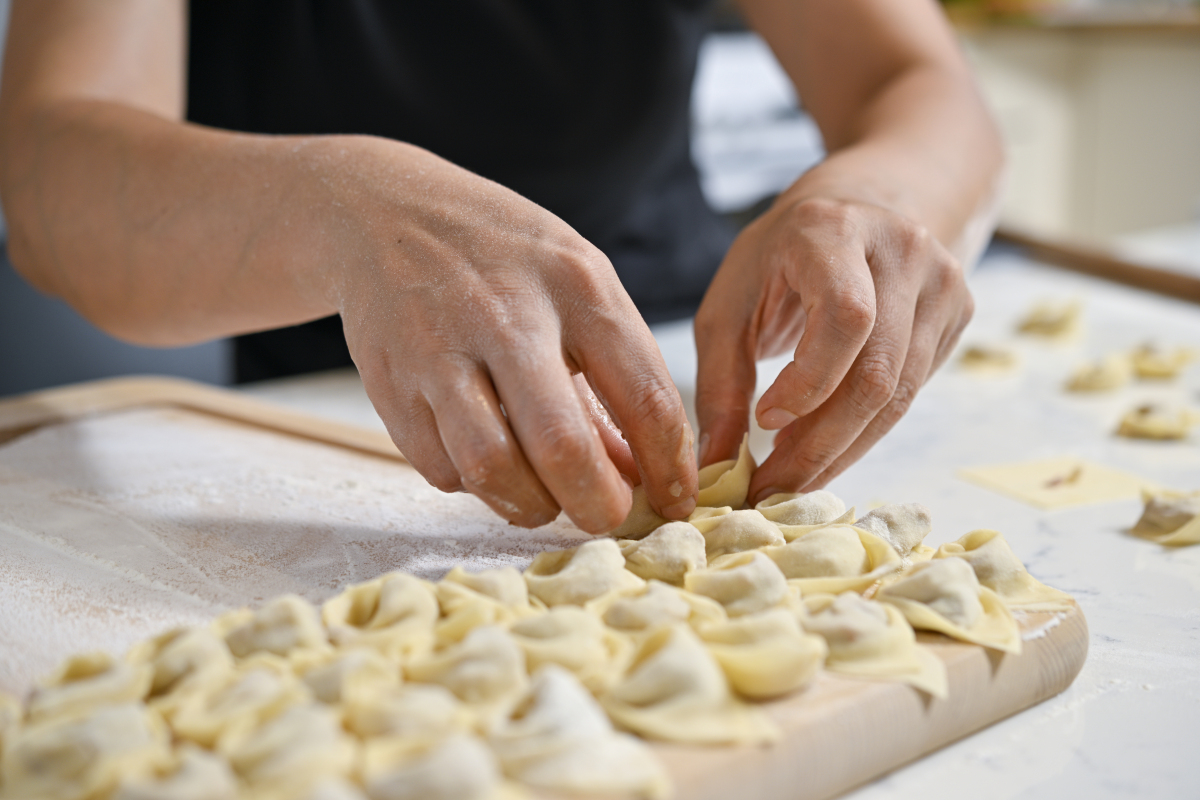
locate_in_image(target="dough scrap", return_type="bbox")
[361,734,506,800]
[755,490,847,527]
[684,551,788,617]
[342,682,471,742]
[695,434,755,510]
[762,524,901,594]
[1116,403,1199,440]
[1131,343,1195,379]
[878,559,1021,653]
[1016,299,1081,340]
[688,508,785,560]
[695,609,827,699]
[490,665,670,798]
[618,521,707,585]
[1065,353,1132,392]
[1131,488,1200,546]
[524,539,644,607]
[404,626,528,732]
[853,503,934,563]
[600,625,778,745]
[508,607,633,694]
[801,593,947,698]
[27,652,152,725]
[592,580,726,635]
[935,529,1074,610]
[112,743,239,800]
[321,573,438,660]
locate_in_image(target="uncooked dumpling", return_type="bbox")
[801,593,947,698]
[594,580,726,635]
[1116,403,1199,440]
[618,521,707,585]
[1131,343,1194,379]
[688,508,785,559]
[216,703,356,794]
[853,503,934,563]
[606,485,668,540]
[434,570,540,648]
[761,524,901,593]
[695,609,827,699]
[755,490,847,527]
[440,566,534,611]
[127,627,235,700]
[958,343,1017,372]
[599,625,778,745]
[684,551,788,617]
[524,539,644,606]
[224,595,329,660]
[1016,299,1081,339]
[113,743,239,800]
[342,683,471,741]
[490,665,669,798]
[508,607,633,694]
[0,691,21,753]
[878,559,1021,653]
[27,652,151,724]
[1131,488,1200,546]
[321,573,438,660]
[935,529,1074,610]
[167,660,310,747]
[405,626,528,731]
[362,734,505,800]
[695,434,755,509]
[292,648,399,705]
[1065,354,1131,392]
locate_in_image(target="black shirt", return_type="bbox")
[187,1,732,381]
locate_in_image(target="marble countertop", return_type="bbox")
[241,250,1200,800]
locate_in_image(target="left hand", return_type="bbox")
[694,193,973,505]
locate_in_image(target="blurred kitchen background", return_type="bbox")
[1,0,1198,396]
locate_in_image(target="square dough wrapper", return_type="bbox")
[959,456,1157,510]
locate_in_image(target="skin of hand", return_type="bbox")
[695,0,1004,503]
[0,0,697,533]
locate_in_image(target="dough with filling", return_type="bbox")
[434,572,541,648]
[524,539,644,606]
[1116,403,1199,440]
[935,529,1074,610]
[321,573,438,660]
[127,627,235,701]
[223,595,329,660]
[361,734,507,800]
[853,503,934,563]
[600,625,778,745]
[761,524,901,593]
[342,683,471,741]
[216,704,356,795]
[755,490,847,527]
[292,648,399,705]
[878,559,1021,653]
[167,659,310,747]
[592,580,726,635]
[440,566,533,610]
[1131,488,1200,546]
[695,609,827,699]
[0,691,21,754]
[1065,354,1131,392]
[405,626,528,731]
[490,665,669,798]
[684,551,788,617]
[112,743,239,800]
[1131,343,1194,379]
[618,521,707,585]
[688,508,785,560]
[1016,299,1081,339]
[801,593,947,698]
[27,652,151,725]
[695,434,755,509]
[959,343,1018,372]
[508,607,633,694]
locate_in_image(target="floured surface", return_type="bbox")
[0,407,587,696]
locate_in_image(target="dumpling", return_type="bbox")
[599,625,778,744]
[1065,354,1131,392]
[1131,488,1200,546]
[215,704,357,794]
[113,743,238,800]
[935,529,1074,610]
[958,343,1017,372]
[435,567,541,647]
[223,595,329,660]
[127,627,234,701]
[343,683,471,741]
[440,565,532,609]
[254,778,369,800]
[508,607,633,694]
[0,691,21,754]
[167,659,310,747]
[490,665,670,798]
[755,490,848,527]
[2,703,170,800]
[684,551,788,617]
[524,539,644,606]
[878,559,1021,653]
[292,648,400,705]
[405,626,528,731]
[322,573,439,660]
[801,593,947,698]
[761,524,901,593]
[27,652,152,725]
[361,734,506,800]
[853,503,934,563]
[688,509,785,560]
[618,521,707,585]
[1131,343,1194,379]
[1016,299,1081,339]
[1116,403,1199,440]
[695,434,755,509]
[593,581,726,635]
[695,609,827,700]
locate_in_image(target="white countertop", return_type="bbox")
[241,251,1200,800]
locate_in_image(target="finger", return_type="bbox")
[426,364,562,527]
[573,372,638,482]
[694,294,757,468]
[363,370,464,495]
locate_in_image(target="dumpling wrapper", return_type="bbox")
[878,559,1021,653]
[591,580,727,635]
[600,625,778,745]
[755,490,847,527]
[508,607,633,694]
[292,648,400,705]
[1116,403,1199,440]
[216,704,356,794]
[405,626,528,732]
[685,551,789,617]
[490,665,670,799]
[362,734,512,800]
[762,524,901,593]
[618,521,708,585]
[1065,353,1132,392]
[695,434,755,509]
[113,743,239,800]
[127,627,234,701]
[853,503,934,563]
[343,683,472,741]
[321,573,438,660]
[27,652,152,725]
[695,609,827,699]
[166,658,310,747]
[1131,488,1200,546]
[222,594,329,660]
[2,703,171,800]
[1131,343,1195,379]
[688,508,785,560]
[801,593,947,698]
[524,539,644,606]
[935,529,1074,610]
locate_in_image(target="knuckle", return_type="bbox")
[625,378,684,431]
[874,378,918,430]
[791,197,859,238]
[784,438,842,483]
[532,413,595,472]
[823,288,876,343]
[846,354,900,416]
[455,436,515,493]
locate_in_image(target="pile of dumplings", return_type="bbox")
[0,440,1076,800]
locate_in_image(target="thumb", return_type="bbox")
[694,312,757,469]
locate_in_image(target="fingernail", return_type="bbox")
[759,407,798,430]
[619,472,635,490]
[662,498,696,519]
[697,432,711,465]
[754,487,784,506]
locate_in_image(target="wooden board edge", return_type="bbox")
[0,375,407,465]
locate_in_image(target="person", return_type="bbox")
[0,1,1002,535]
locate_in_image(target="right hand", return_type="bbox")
[317,137,698,533]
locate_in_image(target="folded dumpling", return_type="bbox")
[935,529,1074,610]
[112,743,239,800]
[27,652,152,725]
[1116,403,1199,440]
[0,691,21,754]
[292,648,400,705]
[853,503,934,562]
[1131,488,1200,546]
[592,580,727,636]
[215,704,357,794]
[223,595,329,660]
[167,659,310,747]
[127,627,234,701]
[508,607,633,694]
[405,626,528,731]
[800,593,947,698]
[1131,343,1194,379]
[695,434,755,509]
[321,573,439,660]
[755,490,848,527]
[1065,354,1132,392]
[684,551,788,617]
[434,568,541,648]
[688,508,785,560]
[440,566,533,610]
[695,609,827,699]
[490,665,670,798]
[361,734,507,800]
[524,539,644,606]
[761,524,901,593]
[1016,299,1081,339]
[618,521,708,585]
[343,683,472,741]
[878,559,1021,653]
[599,625,778,744]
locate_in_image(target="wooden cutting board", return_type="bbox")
[0,377,1088,800]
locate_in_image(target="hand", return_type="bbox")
[322,139,697,533]
[693,195,973,504]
